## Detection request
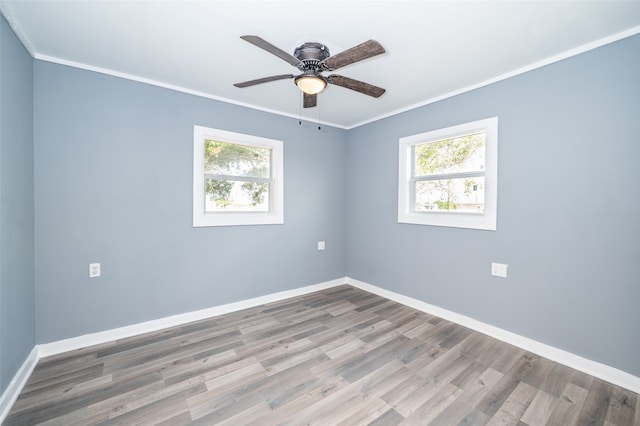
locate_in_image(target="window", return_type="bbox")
[193,126,283,227]
[398,117,498,230]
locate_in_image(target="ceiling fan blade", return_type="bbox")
[327,75,385,98]
[303,93,317,108]
[322,40,385,71]
[234,74,294,88]
[240,35,302,67]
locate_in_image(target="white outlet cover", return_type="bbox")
[317,241,326,251]
[89,263,101,278]
[491,262,508,278]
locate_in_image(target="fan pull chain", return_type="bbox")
[317,104,321,131]
[299,93,303,125]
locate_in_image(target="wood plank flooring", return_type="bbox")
[5,285,639,425]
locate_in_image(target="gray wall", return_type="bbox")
[34,62,347,343]
[346,34,640,376]
[0,15,35,393]
[2,17,638,393]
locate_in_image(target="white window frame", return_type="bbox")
[193,125,284,227]
[398,117,498,231]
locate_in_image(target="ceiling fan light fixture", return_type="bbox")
[295,74,327,95]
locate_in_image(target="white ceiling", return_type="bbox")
[2,1,640,129]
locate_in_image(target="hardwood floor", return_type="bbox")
[5,285,639,425]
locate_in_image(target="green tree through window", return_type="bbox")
[204,140,271,211]
[414,133,485,212]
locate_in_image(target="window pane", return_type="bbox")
[205,179,269,212]
[415,177,485,213]
[414,132,485,177]
[204,140,270,178]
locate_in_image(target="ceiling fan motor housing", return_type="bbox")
[294,42,330,71]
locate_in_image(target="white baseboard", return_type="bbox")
[38,277,346,358]
[3,274,638,425]
[1,278,345,423]
[345,276,640,394]
[0,346,39,424]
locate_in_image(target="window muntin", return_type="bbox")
[399,117,497,230]
[193,126,283,227]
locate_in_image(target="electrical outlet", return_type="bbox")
[89,263,101,278]
[491,262,508,278]
[317,241,325,251]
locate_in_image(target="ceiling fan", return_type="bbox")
[234,35,386,108]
